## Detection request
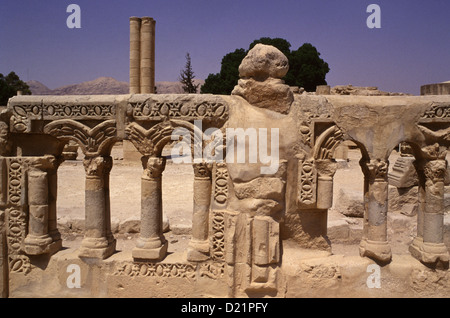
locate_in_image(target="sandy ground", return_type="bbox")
[56,145,449,256]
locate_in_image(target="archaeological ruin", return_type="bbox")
[0,17,449,298]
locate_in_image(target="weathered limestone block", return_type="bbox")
[335,189,364,218]
[232,44,294,114]
[238,43,289,80]
[389,156,418,188]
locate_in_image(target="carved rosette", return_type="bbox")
[128,97,229,126]
[5,158,31,274]
[297,158,317,207]
[213,163,229,207]
[210,211,225,262]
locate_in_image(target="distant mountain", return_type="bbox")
[26,80,53,95]
[27,77,205,95]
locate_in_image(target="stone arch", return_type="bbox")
[125,119,204,160]
[43,119,118,157]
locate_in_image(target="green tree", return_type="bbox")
[179,53,200,93]
[0,72,31,105]
[201,38,330,94]
[201,48,246,95]
[285,43,330,92]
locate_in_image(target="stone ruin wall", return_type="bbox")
[0,44,449,298]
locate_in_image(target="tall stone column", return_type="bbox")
[140,17,156,94]
[133,156,167,261]
[410,158,449,265]
[359,158,392,263]
[79,156,116,259]
[129,17,141,94]
[187,162,212,262]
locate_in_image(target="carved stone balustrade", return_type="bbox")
[0,45,449,298]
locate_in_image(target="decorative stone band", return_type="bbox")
[127,94,229,127]
[8,96,118,133]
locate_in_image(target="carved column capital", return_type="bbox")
[360,158,389,182]
[424,159,447,183]
[142,156,166,179]
[193,161,213,179]
[83,156,113,178]
[26,155,63,173]
[315,159,338,179]
[420,143,446,161]
[0,121,12,156]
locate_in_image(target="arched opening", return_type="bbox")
[161,141,194,254]
[56,143,85,249]
[327,139,365,256]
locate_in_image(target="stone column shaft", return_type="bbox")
[129,17,141,94]
[410,158,449,264]
[24,170,53,255]
[140,17,155,94]
[359,159,392,263]
[79,156,116,259]
[133,156,167,261]
[24,156,62,255]
[47,158,63,248]
[315,160,337,210]
[188,162,212,261]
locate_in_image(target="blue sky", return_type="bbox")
[0,0,449,94]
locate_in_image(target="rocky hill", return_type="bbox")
[27,77,204,95]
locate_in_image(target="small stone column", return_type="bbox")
[79,156,116,259]
[140,17,156,94]
[133,156,167,261]
[24,156,62,255]
[359,158,392,263]
[24,169,53,254]
[410,159,449,264]
[47,156,63,250]
[129,17,141,94]
[187,162,212,262]
[315,159,338,210]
